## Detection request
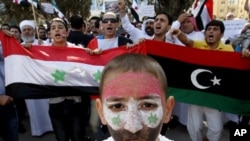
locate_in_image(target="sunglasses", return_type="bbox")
[102,18,117,23]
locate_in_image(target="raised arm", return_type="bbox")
[244,0,249,12]
[171,29,194,47]
[118,0,144,42]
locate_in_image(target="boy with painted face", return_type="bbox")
[96,53,175,141]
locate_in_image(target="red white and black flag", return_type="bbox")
[191,0,213,31]
[0,31,145,99]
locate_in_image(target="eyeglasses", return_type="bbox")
[102,18,117,23]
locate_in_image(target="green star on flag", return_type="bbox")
[112,115,121,126]
[51,69,66,83]
[148,113,158,124]
[93,70,102,82]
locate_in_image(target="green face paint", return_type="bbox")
[112,115,121,126]
[148,113,158,124]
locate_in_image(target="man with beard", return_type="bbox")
[172,20,233,141]
[19,20,53,136]
[96,53,174,141]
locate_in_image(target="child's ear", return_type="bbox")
[96,98,108,125]
[163,96,175,123]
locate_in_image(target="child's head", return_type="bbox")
[96,53,174,141]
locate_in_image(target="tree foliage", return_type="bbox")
[0,0,91,25]
[155,0,194,20]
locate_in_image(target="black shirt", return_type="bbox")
[67,30,93,47]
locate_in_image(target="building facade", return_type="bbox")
[213,0,249,20]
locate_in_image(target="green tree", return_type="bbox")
[0,0,91,25]
[155,0,193,20]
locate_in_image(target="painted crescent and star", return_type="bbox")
[191,69,221,89]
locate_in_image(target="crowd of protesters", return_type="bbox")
[0,0,250,141]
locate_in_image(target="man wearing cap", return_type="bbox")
[19,20,53,136]
[20,20,39,47]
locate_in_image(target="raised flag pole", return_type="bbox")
[30,1,40,40]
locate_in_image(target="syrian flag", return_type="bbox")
[0,31,146,99]
[191,0,213,31]
[51,0,69,23]
[13,0,37,8]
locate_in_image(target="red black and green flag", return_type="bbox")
[145,40,250,116]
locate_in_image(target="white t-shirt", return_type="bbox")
[103,134,174,141]
[97,37,119,50]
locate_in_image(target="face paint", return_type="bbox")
[102,72,164,100]
[102,72,164,133]
[102,72,165,141]
[103,97,163,133]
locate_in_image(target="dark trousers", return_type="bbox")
[49,99,90,141]
[0,103,18,141]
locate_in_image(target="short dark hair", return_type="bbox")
[70,15,83,29]
[155,12,173,25]
[205,20,225,33]
[89,16,100,22]
[10,25,21,33]
[38,25,46,30]
[1,23,10,30]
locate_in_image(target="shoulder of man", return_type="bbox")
[118,35,133,46]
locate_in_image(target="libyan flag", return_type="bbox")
[0,32,250,115]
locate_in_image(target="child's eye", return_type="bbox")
[139,102,158,111]
[108,103,126,112]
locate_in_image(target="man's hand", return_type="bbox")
[177,13,192,23]
[0,95,13,106]
[84,48,103,55]
[38,39,44,45]
[2,30,14,38]
[118,0,127,16]
[242,48,250,57]
[171,29,181,36]
[22,43,32,49]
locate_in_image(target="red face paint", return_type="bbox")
[102,72,163,100]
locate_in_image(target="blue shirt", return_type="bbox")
[0,42,5,95]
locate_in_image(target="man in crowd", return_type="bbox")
[67,15,93,47]
[172,20,233,141]
[19,20,53,136]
